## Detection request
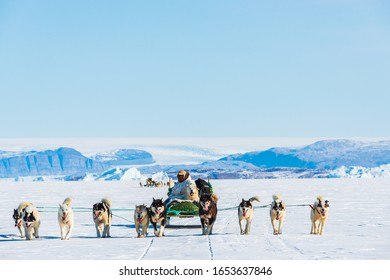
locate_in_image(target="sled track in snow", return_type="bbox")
[265,235,304,256]
[207,235,214,260]
[138,238,154,260]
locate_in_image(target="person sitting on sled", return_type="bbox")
[165,170,194,207]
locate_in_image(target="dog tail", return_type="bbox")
[249,196,260,203]
[211,193,219,204]
[272,194,282,202]
[102,198,112,208]
[62,197,73,206]
[17,202,33,213]
[316,196,324,202]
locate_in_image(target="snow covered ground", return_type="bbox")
[1,178,389,260]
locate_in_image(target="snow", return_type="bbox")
[1,178,390,260]
[1,137,389,279]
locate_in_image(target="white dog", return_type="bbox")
[58,197,74,240]
[310,196,330,235]
[13,202,32,238]
[23,205,41,240]
[238,196,260,235]
[270,194,286,235]
[186,183,200,202]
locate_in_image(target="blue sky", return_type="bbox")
[0,0,389,137]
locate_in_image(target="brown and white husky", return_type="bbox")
[199,193,218,235]
[134,204,149,238]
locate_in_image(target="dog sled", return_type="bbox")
[166,178,213,228]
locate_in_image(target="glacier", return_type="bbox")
[91,149,154,165]
[0,147,108,178]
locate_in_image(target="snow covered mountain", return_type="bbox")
[2,139,390,181]
[219,139,390,170]
[0,147,108,178]
[91,149,155,165]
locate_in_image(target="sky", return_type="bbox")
[0,0,389,137]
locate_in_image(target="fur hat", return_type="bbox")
[177,170,186,176]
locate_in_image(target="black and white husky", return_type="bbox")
[92,198,112,238]
[148,198,167,237]
[199,193,218,235]
[238,196,260,235]
[134,204,149,238]
[270,194,286,235]
[13,202,32,238]
[58,197,74,240]
[23,205,41,240]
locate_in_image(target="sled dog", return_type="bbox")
[92,198,112,238]
[148,198,167,237]
[58,197,74,240]
[13,202,32,238]
[199,193,218,235]
[195,178,212,196]
[310,196,330,235]
[270,194,286,235]
[134,204,149,238]
[23,205,41,240]
[186,183,200,202]
[238,196,260,235]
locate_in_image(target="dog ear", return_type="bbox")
[242,198,245,202]
[325,200,330,207]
